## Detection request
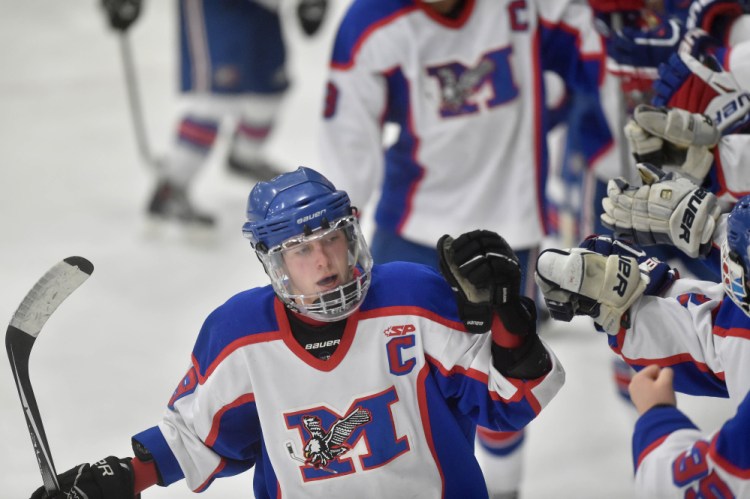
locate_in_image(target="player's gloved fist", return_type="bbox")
[654,52,750,134]
[297,0,328,36]
[437,230,520,333]
[601,163,721,258]
[606,16,684,70]
[30,456,135,499]
[580,235,679,296]
[534,248,649,334]
[626,104,718,183]
[101,0,142,32]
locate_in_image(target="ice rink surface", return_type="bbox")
[0,2,736,497]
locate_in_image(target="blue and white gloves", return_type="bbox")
[653,52,750,135]
[535,236,677,334]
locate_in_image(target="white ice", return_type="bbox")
[0,1,735,497]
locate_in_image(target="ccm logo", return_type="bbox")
[679,189,709,244]
[384,324,416,337]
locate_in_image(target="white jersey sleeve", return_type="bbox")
[613,278,750,404]
[632,390,750,498]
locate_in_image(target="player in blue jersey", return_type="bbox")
[101,0,328,227]
[31,167,565,498]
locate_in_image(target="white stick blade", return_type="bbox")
[9,256,94,339]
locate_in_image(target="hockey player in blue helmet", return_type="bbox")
[722,195,750,316]
[242,166,374,321]
[30,166,564,499]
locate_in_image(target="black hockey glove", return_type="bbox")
[437,230,521,333]
[101,0,142,32]
[297,0,328,36]
[30,456,136,499]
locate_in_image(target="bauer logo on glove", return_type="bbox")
[601,163,721,258]
[534,248,649,334]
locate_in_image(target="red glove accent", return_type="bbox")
[668,74,718,113]
[132,457,159,494]
[490,313,523,349]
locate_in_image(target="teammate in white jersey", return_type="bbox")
[101,0,328,227]
[30,167,564,498]
[534,194,750,496]
[320,0,610,263]
[318,1,610,492]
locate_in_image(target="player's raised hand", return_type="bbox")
[534,247,649,334]
[625,104,718,184]
[606,15,684,71]
[30,457,135,499]
[437,230,521,333]
[629,364,677,415]
[101,0,142,32]
[653,52,750,135]
[601,163,721,257]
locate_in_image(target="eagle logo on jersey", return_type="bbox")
[432,60,495,112]
[301,407,372,468]
[427,47,519,118]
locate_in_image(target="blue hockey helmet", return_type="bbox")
[722,195,750,317]
[242,167,373,322]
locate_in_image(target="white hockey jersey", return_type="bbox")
[611,278,750,403]
[606,276,750,497]
[319,0,610,249]
[132,262,564,497]
[632,391,750,498]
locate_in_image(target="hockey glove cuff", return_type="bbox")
[491,333,551,379]
[494,296,537,342]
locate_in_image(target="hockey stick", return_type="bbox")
[6,257,94,495]
[610,11,637,181]
[118,32,161,170]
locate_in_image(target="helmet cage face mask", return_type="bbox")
[257,215,373,322]
[722,238,750,317]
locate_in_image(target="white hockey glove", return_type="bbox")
[624,104,719,184]
[601,163,721,258]
[535,248,649,334]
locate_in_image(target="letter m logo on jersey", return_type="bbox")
[284,387,409,481]
[427,46,519,118]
